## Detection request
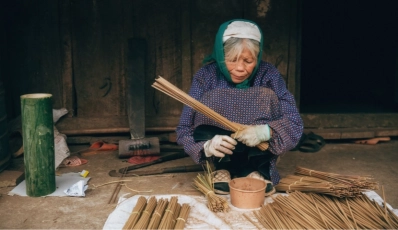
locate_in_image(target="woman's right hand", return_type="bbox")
[203,135,237,157]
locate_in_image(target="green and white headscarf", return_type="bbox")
[203,19,264,89]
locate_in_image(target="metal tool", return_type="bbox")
[109,164,203,177]
[119,38,160,158]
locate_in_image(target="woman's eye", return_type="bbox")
[245,60,253,64]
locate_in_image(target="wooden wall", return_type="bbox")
[0,0,299,136]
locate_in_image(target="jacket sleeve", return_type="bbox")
[261,65,304,155]
[175,70,208,164]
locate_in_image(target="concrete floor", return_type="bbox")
[0,138,397,229]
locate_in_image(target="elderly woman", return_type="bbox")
[176,19,303,195]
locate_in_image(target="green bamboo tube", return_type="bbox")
[21,93,55,197]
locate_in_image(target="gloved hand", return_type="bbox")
[203,135,237,158]
[232,124,271,147]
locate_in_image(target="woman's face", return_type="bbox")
[225,48,256,84]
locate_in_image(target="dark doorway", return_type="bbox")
[300,1,398,113]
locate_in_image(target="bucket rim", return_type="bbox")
[229,177,266,193]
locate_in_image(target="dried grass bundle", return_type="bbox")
[152,76,269,151]
[253,190,398,229]
[123,196,147,229]
[132,196,157,229]
[174,203,191,230]
[296,166,379,190]
[275,167,379,197]
[193,161,229,212]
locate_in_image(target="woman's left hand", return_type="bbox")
[232,124,271,147]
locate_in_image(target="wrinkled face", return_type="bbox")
[225,48,256,84]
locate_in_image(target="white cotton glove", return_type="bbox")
[232,124,271,147]
[203,135,237,158]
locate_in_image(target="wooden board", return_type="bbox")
[244,0,293,85]
[1,0,65,116]
[191,0,243,75]
[71,0,126,117]
[131,0,185,128]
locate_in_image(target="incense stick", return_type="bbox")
[253,191,398,229]
[123,196,147,229]
[147,198,168,229]
[132,196,157,229]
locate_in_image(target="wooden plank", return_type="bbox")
[132,0,184,123]
[305,128,398,140]
[190,0,242,74]
[244,0,292,83]
[59,0,74,116]
[2,0,65,116]
[71,0,125,117]
[56,116,178,135]
[0,170,24,188]
[36,0,64,109]
[301,113,398,128]
[181,0,192,92]
[286,0,301,106]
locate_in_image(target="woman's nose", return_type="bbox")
[235,61,245,70]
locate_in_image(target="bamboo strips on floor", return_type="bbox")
[122,196,191,230]
[253,191,398,229]
[275,166,379,197]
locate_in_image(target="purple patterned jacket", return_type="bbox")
[176,61,303,184]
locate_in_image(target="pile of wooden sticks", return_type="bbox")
[249,191,398,229]
[275,166,379,197]
[123,196,191,230]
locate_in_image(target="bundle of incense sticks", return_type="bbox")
[123,196,191,230]
[174,204,191,230]
[275,166,379,197]
[132,196,157,229]
[193,161,229,212]
[123,196,147,229]
[250,191,398,229]
[147,198,168,229]
[152,76,269,151]
[158,196,180,229]
[295,166,379,190]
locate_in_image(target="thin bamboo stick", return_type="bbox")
[158,196,179,229]
[252,191,398,229]
[147,198,168,229]
[132,196,157,229]
[174,203,191,230]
